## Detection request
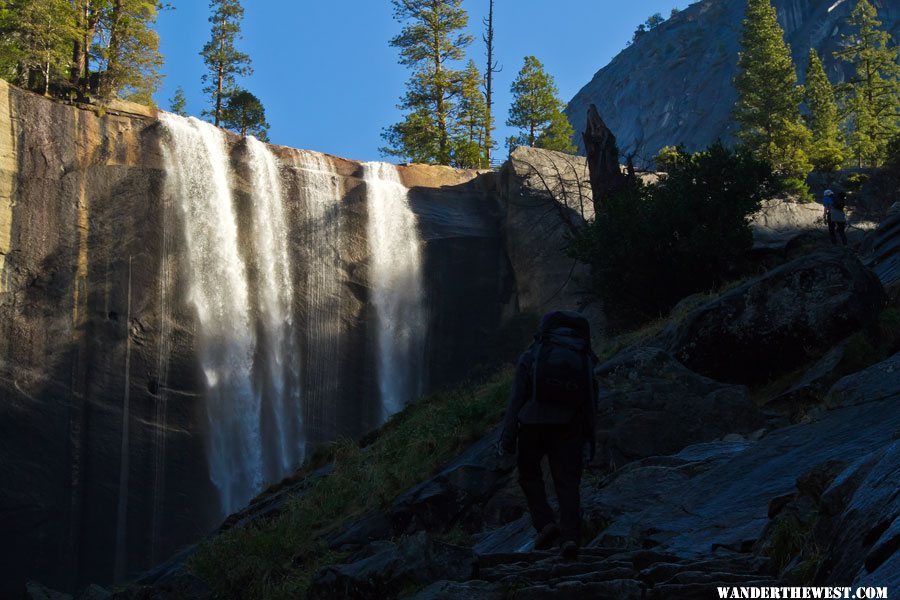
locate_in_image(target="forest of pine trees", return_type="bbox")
[0,0,164,103]
[734,0,899,177]
[0,0,895,172]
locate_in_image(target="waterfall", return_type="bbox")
[159,114,429,517]
[294,151,344,442]
[245,137,301,478]
[160,114,262,515]
[363,162,428,420]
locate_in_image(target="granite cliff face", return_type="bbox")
[0,83,585,595]
[567,0,900,163]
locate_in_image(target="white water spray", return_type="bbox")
[159,115,430,517]
[245,137,300,476]
[363,162,428,419]
[160,114,261,515]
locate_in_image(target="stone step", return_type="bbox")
[512,578,645,599]
[476,546,621,568]
[648,580,781,600]
[663,570,771,586]
[640,558,768,584]
[480,560,634,583]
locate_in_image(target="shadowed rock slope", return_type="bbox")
[50,242,899,600]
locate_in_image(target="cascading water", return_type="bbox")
[294,151,344,442]
[363,162,428,419]
[244,137,301,479]
[160,114,262,515]
[158,114,429,517]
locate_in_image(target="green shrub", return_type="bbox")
[844,172,870,191]
[653,145,682,172]
[190,370,513,599]
[569,142,775,325]
[779,177,814,202]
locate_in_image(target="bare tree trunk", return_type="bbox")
[214,17,226,127]
[71,1,84,83]
[483,0,497,167]
[433,30,449,165]
[103,0,125,97]
[583,104,626,216]
[72,1,101,95]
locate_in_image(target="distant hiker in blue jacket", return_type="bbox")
[821,188,835,230]
[498,311,598,559]
[830,191,848,246]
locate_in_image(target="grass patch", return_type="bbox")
[189,370,512,600]
[769,517,812,573]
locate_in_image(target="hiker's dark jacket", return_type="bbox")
[500,314,599,456]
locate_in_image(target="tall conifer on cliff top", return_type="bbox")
[734,0,811,179]
[381,0,474,166]
[201,0,252,127]
[507,56,575,154]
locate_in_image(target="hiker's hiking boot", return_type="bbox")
[533,523,559,550]
[560,540,579,560]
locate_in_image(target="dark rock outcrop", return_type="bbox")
[862,201,900,290]
[595,347,769,468]
[412,369,898,597]
[825,350,900,408]
[309,533,476,600]
[766,340,848,414]
[566,0,900,163]
[497,146,595,320]
[582,104,626,216]
[656,248,885,385]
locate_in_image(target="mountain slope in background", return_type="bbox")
[566,0,900,165]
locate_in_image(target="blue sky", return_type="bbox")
[156,1,694,162]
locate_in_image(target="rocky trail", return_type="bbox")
[307,385,898,599]
[300,239,900,599]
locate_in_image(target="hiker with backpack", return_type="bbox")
[498,311,599,559]
[821,189,834,225]
[830,191,848,246]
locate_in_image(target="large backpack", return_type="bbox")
[531,311,595,410]
[833,193,846,211]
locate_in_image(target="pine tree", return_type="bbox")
[381,0,473,165]
[70,0,104,90]
[453,59,488,168]
[507,56,574,153]
[201,0,252,127]
[834,0,900,167]
[169,85,187,116]
[97,0,164,103]
[0,0,163,102]
[645,13,665,29]
[536,109,576,154]
[1,0,76,95]
[221,88,269,140]
[734,0,811,178]
[804,49,845,172]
